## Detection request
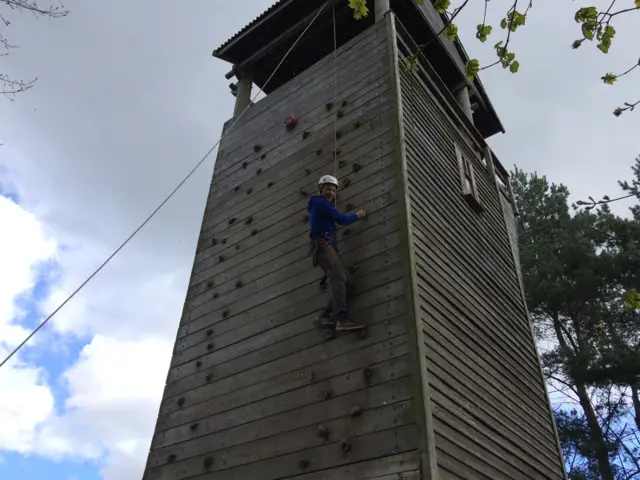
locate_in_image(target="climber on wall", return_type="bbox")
[308,174,366,332]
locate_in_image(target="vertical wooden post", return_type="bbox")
[233,70,254,118]
[455,85,473,123]
[375,0,390,22]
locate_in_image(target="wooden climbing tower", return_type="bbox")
[142,1,567,479]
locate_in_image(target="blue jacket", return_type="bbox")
[307,195,357,245]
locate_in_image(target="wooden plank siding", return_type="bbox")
[392,14,566,480]
[143,21,422,480]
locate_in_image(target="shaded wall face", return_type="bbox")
[395,26,566,480]
[142,20,423,480]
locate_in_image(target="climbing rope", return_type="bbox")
[332,4,339,208]
[0,1,330,370]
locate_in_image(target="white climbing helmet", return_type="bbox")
[318,174,339,189]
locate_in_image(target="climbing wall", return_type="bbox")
[142,20,424,480]
[394,16,566,480]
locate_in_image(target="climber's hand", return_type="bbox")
[356,209,366,219]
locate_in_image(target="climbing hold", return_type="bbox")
[300,191,308,197]
[343,229,351,236]
[253,145,262,153]
[341,99,348,108]
[350,403,363,417]
[207,280,214,288]
[353,163,362,172]
[336,130,342,139]
[357,328,368,340]
[299,459,309,469]
[338,160,346,168]
[325,102,333,111]
[167,454,177,463]
[267,182,274,188]
[190,422,199,431]
[245,216,253,225]
[251,229,258,236]
[218,255,225,263]
[207,343,214,351]
[222,310,229,318]
[222,239,227,244]
[302,215,309,224]
[334,149,341,157]
[305,168,311,175]
[177,397,185,407]
[235,245,240,251]
[315,149,322,156]
[205,373,213,382]
[340,439,351,454]
[302,131,311,139]
[309,371,315,381]
[317,424,329,439]
[206,329,213,337]
[354,120,361,128]
[363,366,373,383]
[323,388,333,400]
[196,360,202,368]
[211,238,218,246]
[260,153,266,160]
[204,456,214,468]
[346,204,354,211]
[343,179,351,188]
[337,110,344,118]
[284,115,298,130]
[247,188,253,194]
[229,217,236,225]
[242,161,248,169]
[234,186,240,192]
[213,293,219,299]
[347,264,358,274]
[257,168,262,175]
[235,279,243,288]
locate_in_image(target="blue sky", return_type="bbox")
[0,192,100,480]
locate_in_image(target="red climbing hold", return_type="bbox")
[284,115,298,131]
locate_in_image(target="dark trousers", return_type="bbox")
[316,243,355,314]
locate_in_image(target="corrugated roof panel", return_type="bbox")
[213,0,291,57]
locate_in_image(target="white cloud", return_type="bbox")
[0,195,57,454]
[0,191,180,478]
[32,335,173,479]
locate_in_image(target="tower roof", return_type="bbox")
[213,0,505,140]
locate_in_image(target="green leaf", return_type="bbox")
[405,54,419,71]
[509,60,520,73]
[476,24,492,42]
[443,23,458,41]
[348,0,369,19]
[635,0,640,8]
[597,42,610,54]
[582,24,594,40]
[500,18,507,29]
[465,59,480,81]
[415,0,424,4]
[602,73,617,85]
[623,289,640,309]
[433,0,450,14]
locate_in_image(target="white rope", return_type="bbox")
[332,4,339,208]
[0,1,330,370]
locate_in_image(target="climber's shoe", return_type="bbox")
[314,308,334,328]
[334,311,364,332]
